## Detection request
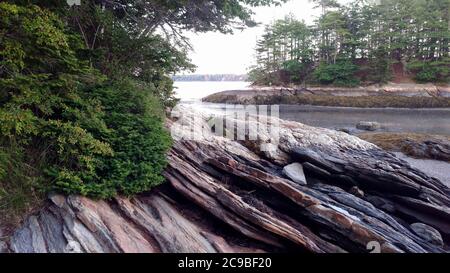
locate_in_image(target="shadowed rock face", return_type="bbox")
[3,107,450,253]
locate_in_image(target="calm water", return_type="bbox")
[279,105,450,135]
[174,81,450,135]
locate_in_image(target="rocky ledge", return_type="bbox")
[1,107,450,253]
[358,133,450,162]
[203,83,450,108]
[205,83,450,101]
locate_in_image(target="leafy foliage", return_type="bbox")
[86,0,288,34]
[314,61,359,86]
[63,4,195,107]
[408,59,450,83]
[0,2,98,219]
[65,80,172,198]
[0,3,170,216]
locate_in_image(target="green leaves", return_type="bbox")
[0,108,38,141]
[76,80,171,198]
[408,58,450,83]
[314,61,360,87]
[0,4,171,203]
[250,16,315,85]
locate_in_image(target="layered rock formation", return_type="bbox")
[203,84,450,108]
[2,106,450,253]
[204,83,450,103]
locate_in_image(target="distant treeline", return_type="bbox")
[172,74,249,81]
[249,0,450,87]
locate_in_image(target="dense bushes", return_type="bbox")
[314,61,360,87]
[282,60,313,85]
[0,3,171,221]
[71,80,171,198]
[408,60,450,83]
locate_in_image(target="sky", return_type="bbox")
[182,0,323,75]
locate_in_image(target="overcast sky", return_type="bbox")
[181,0,323,75]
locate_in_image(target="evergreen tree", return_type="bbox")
[250,0,450,86]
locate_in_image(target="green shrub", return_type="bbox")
[314,61,360,87]
[408,59,450,83]
[56,80,172,198]
[0,2,172,219]
[282,60,313,84]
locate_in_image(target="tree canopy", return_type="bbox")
[250,0,450,86]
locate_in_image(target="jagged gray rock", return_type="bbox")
[283,163,307,185]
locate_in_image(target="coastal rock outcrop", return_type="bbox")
[203,83,450,103]
[3,106,450,253]
[203,84,450,108]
